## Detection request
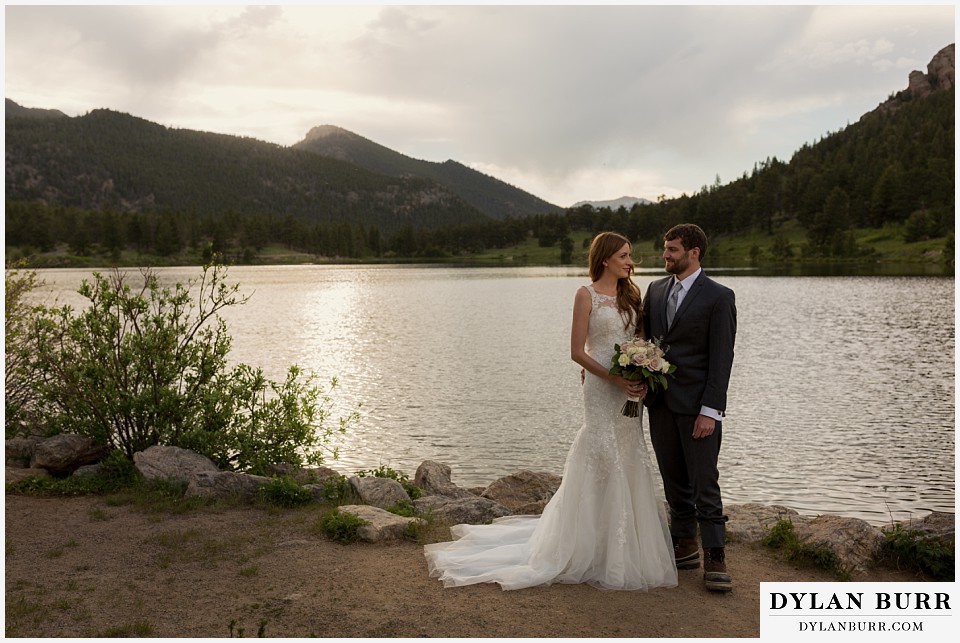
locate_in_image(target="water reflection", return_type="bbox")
[26,266,955,525]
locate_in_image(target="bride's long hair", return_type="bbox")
[588,232,643,334]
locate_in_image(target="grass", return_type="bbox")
[880,523,955,581]
[761,518,852,581]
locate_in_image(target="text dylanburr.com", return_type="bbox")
[761,583,954,640]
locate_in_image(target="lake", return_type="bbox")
[27,264,955,525]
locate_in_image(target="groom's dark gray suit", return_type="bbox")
[643,271,736,548]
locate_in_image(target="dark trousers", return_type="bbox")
[647,402,727,548]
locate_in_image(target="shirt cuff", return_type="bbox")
[700,406,725,421]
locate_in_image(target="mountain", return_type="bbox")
[5,106,488,232]
[5,98,67,120]
[571,196,653,210]
[293,125,560,219]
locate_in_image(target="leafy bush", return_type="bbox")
[320,508,368,544]
[356,464,422,500]
[25,262,359,471]
[319,474,354,505]
[881,524,954,581]
[256,476,314,508]
[4,261,44,435]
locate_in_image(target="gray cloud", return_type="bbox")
[4,4,954,205]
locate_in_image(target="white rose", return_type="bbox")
[618,354,630,367]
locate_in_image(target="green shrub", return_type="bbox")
[4,261,44,435]
[384,501,416,517]
[881,524,954,581]
[25,262,359,471]
[319,474,354,505]
[256,476,313,508]
[356,464,422,500]
[320,508,368,544]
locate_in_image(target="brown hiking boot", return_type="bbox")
[673,537,700,570]
[703,547,733,592]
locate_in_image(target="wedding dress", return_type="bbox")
[423,285,678,591]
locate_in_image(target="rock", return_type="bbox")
[414,461,474,499]
[726,503,803,542]
[5,466,52,484]
[5,436,40,467]
[71,463,102,478]
[30,433,109,476]
[265,463,342,485]
[898,511,955,548]
[481,470,561,514]
[185,471,271,501]
[337,505,419,543]
[793,514,885,576]
[348,475,410,509]
[414,495,512,525]
[134,445,219,482]
[928,43,955,91]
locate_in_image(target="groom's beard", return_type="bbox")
[665,251,692,275]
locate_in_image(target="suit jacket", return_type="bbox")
[642,271,736,416]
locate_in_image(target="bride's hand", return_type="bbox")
[611,376,646,398]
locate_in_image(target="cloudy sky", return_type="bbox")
[4,3,955,207]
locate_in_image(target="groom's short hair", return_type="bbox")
[665,224,708,260]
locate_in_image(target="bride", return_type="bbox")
[423,232,678,591]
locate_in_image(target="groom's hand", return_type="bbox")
[692,415,716,439]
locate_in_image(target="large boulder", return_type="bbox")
[481,470,561,514]
[30,433,109,476]
[897,511,955,549]
[185,471,271,501]
[337,505,419,543]
[414,461,474,499]
[348,475,410,509]
[134,445,219,482]
[414,495,512,525]
[793,514,885,576]
[5,436,40,467]
[726,503,803,542]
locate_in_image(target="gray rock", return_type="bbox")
[337,504,419,543]
[348,475,410,509]
[30,433,109,476]
[414,460,474,499]
[5,466,52,484]
[5,436,40,467]
[726,503,803,542]
[414,495,512,525]
[134,445,219,482]
[897,511,955,548]
[185,471,271,501]
[71,463,103,478]
[793,514,885,576]
[265,463,342,485]
[481,470,561,514]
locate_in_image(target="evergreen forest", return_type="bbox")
[4,85,954,269]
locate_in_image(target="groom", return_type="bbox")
[642,223,737,592]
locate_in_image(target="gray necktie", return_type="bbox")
[666,281,682,329]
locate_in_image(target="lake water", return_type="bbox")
[28,264,955,525]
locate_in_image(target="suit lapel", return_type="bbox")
[671,272,706,329]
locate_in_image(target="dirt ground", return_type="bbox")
[4,494,921,638]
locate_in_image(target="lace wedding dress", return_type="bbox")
[423,285,678,591]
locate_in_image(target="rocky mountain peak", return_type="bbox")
[874,43,954,116]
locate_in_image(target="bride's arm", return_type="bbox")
[570,287,638,396]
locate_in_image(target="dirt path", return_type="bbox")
[4,494,919,638]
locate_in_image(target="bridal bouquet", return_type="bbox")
[608,337,677,417]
